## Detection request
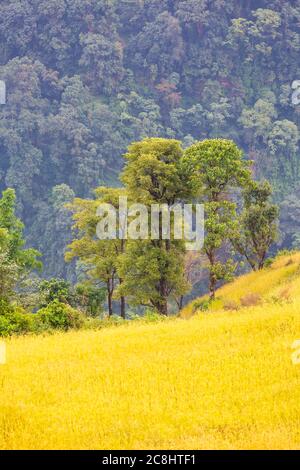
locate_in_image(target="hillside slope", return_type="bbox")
[181,252,300,318]
[1,253,300,449]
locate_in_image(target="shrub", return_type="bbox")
[240,293,262,307]
[75,284,106,317]
[0,299,12,316]
[279,287,291,301]
[285,258,294,266]
[35,300,84,331]
[275,287,292,303]
[192,299,210,313]
[223,299,239,311]
[39,278,74,307]
[142,309,165,322]
[0,300,33,336]
[264,257,275,268]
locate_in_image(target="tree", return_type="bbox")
[129,11,184,80]
[183,139,251,299]
[175,0,208,36]
[232,180,279,270]
[75,283,106,317]
[176,251,205,310]
[65,187,127,318]
[267,120,299,189]
[202,201,238,299]
[0,188,42,272]
[30,184,76,281]
[0,234,19,301]
[93,186,128,319]
[121,138,191,205]
[0,188,41,301]
[38,278,73,308]
[79,33,124,95]
[119,137,192,315]
[117,239,188,315]
[279,187,300,249]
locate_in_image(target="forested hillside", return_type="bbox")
[0,0,299,279]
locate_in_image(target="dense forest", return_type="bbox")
[0,0,299,282]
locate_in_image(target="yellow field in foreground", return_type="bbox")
[1,301,300,449]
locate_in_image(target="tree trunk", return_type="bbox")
[120,295,126,319]
[209,275,216,300]
[157,298,168,316]
[257,249,267,270]
[158,277,168,315]
[107,280,113,316]
[108,291,113,316]
[119,241,126,319]
[208,250,216,300]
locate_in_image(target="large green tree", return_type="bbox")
[183,139,251,299]
[119,137,193,315]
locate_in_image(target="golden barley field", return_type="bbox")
[1,253,300,450]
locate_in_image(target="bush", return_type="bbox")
[240,293,262,307]
[223,299,239,311]
[75,284,106,317]
[264,257,275,268]
[0,300,33,336]
[141,309,166,322]
[35,300,84,331]
[285,258,294,266]
[39,278,74,307]
[192,299,210,313]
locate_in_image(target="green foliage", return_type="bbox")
[141,309,165,322]
[39,278,73,307]
[0,188,42,302]
[279,189,300,249]
[66,187,128,317]
[117,239,188,315]
[183,139,251,298]
[0,300,33,336]
[192,299,211,313]
[232,181,279,270]
[0,189,42,272]
[119,137,193,315]
[0,0,297,316]
[75,283,106,317]
[0,2,298,279]
[31,184,76,280]
[121,137,190,204]
[183,139,251,199]
[36,300,84,331]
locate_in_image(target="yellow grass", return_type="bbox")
[181,252,300,318]
[1,252,300,449]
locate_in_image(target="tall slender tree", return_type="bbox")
[183,139,251,299]
[119,137,193,315]
[65,187,127,318]
[232,180,279,270]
